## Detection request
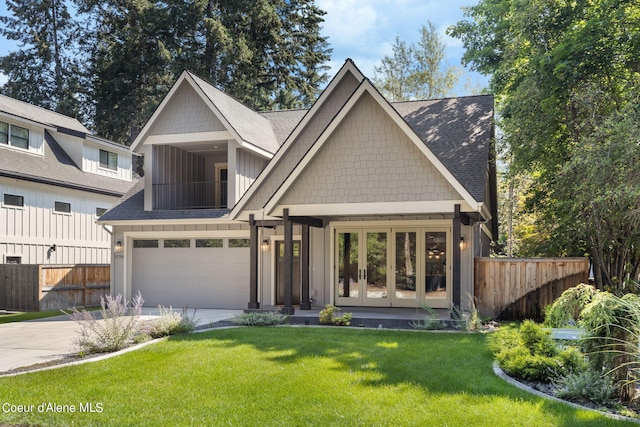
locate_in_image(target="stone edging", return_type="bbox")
[492,361,640,424]
[0,338,167,378]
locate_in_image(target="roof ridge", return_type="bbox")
[0,94,88,131]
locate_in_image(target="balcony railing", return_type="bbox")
[152,181,227,210]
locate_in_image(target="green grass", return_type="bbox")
[0,328,634,426]
[0,307,100,324]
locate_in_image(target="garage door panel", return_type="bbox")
[132,245,249,309]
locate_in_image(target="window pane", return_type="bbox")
[96,207,108,217]
[425,232,447,299]
[196,239,223,248]
[0,122,8,144]
[164,239,190,248]
[10,125,29,149]
[100,149,117,170]
[5,256,21,264]
[228,238,250,248]
[133,240,158,248]
[54,201,71,213]
[4,194,24,207]
[395,232,416,299]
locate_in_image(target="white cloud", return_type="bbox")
[318,0,489,95]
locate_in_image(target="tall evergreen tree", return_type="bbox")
[77,0,173,143]
[0,0,84,119]
[373,22,460,101]
[185,0,331,110]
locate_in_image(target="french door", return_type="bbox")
[335,227,450,308]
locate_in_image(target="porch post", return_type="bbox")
[300,224,311,310]
[452,204,461,310]
[282,209,295,315]
[248,214,260,309]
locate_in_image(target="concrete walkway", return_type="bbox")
[0,308,241,373]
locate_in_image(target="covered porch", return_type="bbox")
[247,206,470,315]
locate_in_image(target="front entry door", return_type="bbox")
[335,227,450,308]
[276,240,301,305]
[336,230,390,307]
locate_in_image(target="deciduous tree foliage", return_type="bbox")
[449,0,640,290]
[0,0,331,143]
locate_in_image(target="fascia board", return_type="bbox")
[229,60,365,220]
[263,80,481,216]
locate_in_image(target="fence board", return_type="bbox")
[475,258,589,320]
[0,265,110,312]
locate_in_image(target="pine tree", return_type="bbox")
[0,0,84,119]
[374,21,460,101]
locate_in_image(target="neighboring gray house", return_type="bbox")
[99,59,497,313]
[0,95,136,264]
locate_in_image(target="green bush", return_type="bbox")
[147,306,198,337]
[555,370,615,405]
[544,283,597,328]
[580,292,640,402]
[492,320,584,383]
[319,305,352,326]
[410,304,444,330]
[231,311,289,326]
[66,292,145,354]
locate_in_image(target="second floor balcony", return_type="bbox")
[152,181,228,210]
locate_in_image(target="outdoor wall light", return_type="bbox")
[459,236,465,251]
[50,244,56,252]
[261,239,270,252]
[114,240,123,253]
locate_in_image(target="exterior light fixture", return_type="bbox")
[114,240,123,253]
[459,236,465,251]
[261,239,270,252]
[50,244,56,252]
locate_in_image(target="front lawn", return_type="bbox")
[0,328,633,426]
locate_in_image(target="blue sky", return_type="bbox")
[0,0,488,95]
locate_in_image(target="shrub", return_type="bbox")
[231,311,289,326]
[544,283,598,328]
[147,306,198,338]
[492,320,584,383]
[580,292,640,402]
[319,305,352,326]
[65,292,145,354]
[410,304,444,330]
[555,370,615,405]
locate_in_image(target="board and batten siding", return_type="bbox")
[236,148,267,202]
[0,178,118,264]
[82,142,132,181]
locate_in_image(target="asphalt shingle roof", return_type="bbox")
[98,180,229,221]
[0,95,89,134]
[0,131,135,196]
[101,83,494,221]
[188,72,281,154]
[392,95,494,202]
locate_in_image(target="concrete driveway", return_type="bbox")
[0,308,241,373]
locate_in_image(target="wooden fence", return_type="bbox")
[474,258,589,320]
[0,265,110,312]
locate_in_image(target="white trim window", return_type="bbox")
[3,193,24,207]
[0,121,29,149]
[54,201,71,214]
[99,149,118,171]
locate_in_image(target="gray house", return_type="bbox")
[0,95,136,265]
[99,59,497,313]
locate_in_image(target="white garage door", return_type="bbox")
[132,238,250,309]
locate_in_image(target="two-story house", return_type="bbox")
[0,95,136,265]
[100,59,497,313]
